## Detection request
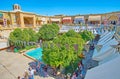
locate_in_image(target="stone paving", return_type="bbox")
[0,50,32,79]
[0,50,54,79]
[0,41,8,50]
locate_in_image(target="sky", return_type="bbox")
[0,0,120,16]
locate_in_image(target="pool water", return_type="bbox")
[26,48,43,61]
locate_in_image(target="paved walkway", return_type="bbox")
[0,51,33,79]
[0,41,8,50]
[75,40,98,79]
[0,51,54,79]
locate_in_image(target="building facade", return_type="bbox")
[0,4,120,30]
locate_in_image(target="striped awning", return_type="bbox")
[74,18,84,21]
[85,55,120,79]
[63,17,72,20]
[108,15,118,21]
[74,18,84,23]
[51,18,61,22]
[88,15,101,21]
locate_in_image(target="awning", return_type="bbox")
[74,19,84,24]
[74,18,84,22]
[85,55,120,79]
[108,15,118,21]
[88,15,101,21]
[63,17,72,20]
[51,18,61,22]
[74,16,84,21]
[93,37,118,61]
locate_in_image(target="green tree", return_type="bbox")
[22,29,30,42]
[66,29,77,37]
[79,30,94,42]
[42,31,85,74]
[23,28,38,42]
[41,28,95,74]
[9,28,38,49]
[37,23,59,40]
[9,28,22,46]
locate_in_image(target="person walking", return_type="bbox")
[28,67,36,79]
[71,72,77,79]
[23,70,29,79]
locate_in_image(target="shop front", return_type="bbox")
[41,17,47,24]
[101,15,108,26]
[24,17,33,27]
[74,16,85,25]
[36,17,42,26]
[62,17,73,25]
[103,19,108,26]
[108,15,118,25]
[0,13,10,27]
[50,18,61,24]
[88,15,101,26]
